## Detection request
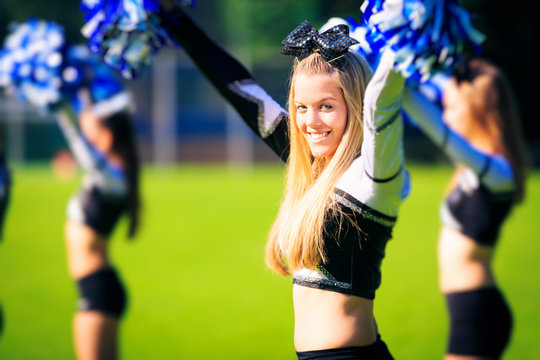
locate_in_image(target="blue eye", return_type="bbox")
[321,104,333,110]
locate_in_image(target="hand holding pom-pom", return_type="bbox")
[361,0,485,83]
[80,0,195,79]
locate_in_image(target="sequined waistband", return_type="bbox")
[293,267,352,292]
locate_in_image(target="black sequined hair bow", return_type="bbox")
[281,20,359,68]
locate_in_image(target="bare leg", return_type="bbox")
[73,311,119,360]
[445,354,497,360]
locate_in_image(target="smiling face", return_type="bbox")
[293,73,348,158]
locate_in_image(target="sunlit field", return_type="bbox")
[0,163,538,359]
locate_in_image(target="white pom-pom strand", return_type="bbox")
[361,0,485,83]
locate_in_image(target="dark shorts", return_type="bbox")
[296,336,393,360]
[446,287,513,357]
[77,267,128,317]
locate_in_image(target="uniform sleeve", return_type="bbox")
[55,106,104,171]
[335,50,408,218]
[361,50,406,186]
[158,5,290,161]
[403,86,514,191]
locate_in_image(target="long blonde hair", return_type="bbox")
[266,51,373,275]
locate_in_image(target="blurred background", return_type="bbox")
[0,1,538,359]
[0,0,539,166]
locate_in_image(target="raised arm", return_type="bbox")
[336,50,408,218]
[55,105,104,171]
[362,50,406,186]
[403,86,513,191]
[158,5,290,161]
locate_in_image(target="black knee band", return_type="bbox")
[446,287,512,357]
[76,267,127,318]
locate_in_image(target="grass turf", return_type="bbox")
[0,163,538,359]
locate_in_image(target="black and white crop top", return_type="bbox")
[56,107,128,237]
[403,87,515,246]
[160,8,409,299]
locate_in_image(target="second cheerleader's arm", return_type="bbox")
[402,86,513,190]
[158,5,290,161]
[55,104,101,171]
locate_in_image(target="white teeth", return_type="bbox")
[309,131,330,140]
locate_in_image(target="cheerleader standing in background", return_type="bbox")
[0,146,10,241]
[0,18,141,359]
[403,58,529,359]
[0,144,9,339]
[56,87,140,360]
[157,4,408,359]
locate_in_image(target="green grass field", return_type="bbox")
[0,163,538,359]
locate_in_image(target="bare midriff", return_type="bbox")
[438,226,495,293]
[293,284,377,351]
[65,219,110,279]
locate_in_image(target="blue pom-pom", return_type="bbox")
[417,71,450,105]
[0,18,128,114]
[345,16,382,69]
[361,0,485,83]
[0,19,66,108]
[80,0,194,79]
[62,45,126,113]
